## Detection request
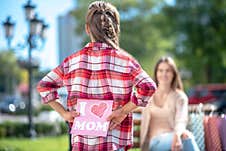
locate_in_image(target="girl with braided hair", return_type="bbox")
[37,1,156,151]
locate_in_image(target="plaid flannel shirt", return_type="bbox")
[37,42,156,151]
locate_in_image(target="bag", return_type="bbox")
[204,116,222,151]
[187,113,205,151]
[219,117,226,151]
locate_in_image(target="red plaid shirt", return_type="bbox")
[37,42,156,151]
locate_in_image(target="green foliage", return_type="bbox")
[164,0,226,84]
[0,122,28,137]
[0,122,67,138]
[59,122,68,134]
[0,51,23,94]
[37,105,52,112]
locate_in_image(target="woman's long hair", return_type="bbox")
[86,1,120,49]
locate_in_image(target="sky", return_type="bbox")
[0,0,75,70]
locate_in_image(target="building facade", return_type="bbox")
[58,11,82,63]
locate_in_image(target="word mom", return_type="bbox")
[75,102,108,131]
[70,100,112,136]
[73,121,108,131]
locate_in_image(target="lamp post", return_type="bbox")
[2,16,15,49]
[2,0,48,138]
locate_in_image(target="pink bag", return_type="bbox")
[204,116,222,151]
[219,117,226,151]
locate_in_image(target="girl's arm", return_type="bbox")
[48,101,80,123]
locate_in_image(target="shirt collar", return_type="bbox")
[85,42,113,51]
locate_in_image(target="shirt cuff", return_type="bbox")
[130,93,149,107]
[131,92,138,106]
[41,91,59,104]
[174,123,186,136]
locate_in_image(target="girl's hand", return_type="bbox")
[171,133,183,151]
[107,108,127,130]
[62,110,80,123]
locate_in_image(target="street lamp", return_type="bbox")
[2,0,48,138]
[23,0,36,21]
[2,16,15,49]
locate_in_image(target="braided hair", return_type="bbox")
[86,1,120,49]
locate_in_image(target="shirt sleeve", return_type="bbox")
[36,63,64,104]
[174,91,188,135]
[130,59,156,107]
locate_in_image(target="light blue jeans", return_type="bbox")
[116,148,125,151]
[149,132,200,151]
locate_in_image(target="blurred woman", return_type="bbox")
[140,56,199,151]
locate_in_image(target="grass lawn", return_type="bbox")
[0,135,140,151]
[0,135,68,151]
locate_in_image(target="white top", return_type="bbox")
[140,90,188,149]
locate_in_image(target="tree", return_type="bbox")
[0,51,24,95]
[164,0,226,84]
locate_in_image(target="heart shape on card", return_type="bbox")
[91,103,107,118]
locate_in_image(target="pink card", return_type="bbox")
[70,99,113,137]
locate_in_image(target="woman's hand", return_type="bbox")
[62,110,80,123]
[107,108,127,130]
[171,133,183,151]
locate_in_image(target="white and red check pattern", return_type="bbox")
[37,42,156,151]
